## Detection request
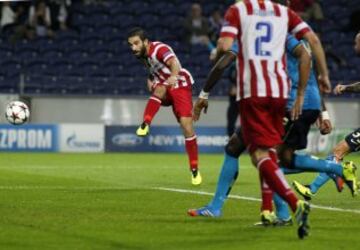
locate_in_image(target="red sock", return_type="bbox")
[260,174,273,212]
[143,96,162,124]
[185,135,198,171]
[257,157,298,212]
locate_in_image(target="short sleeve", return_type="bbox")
[220,5,240,39]
[286,34,301,55]
[156,46,175,63]
[288,8,311,39]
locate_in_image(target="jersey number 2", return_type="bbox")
[255,22,272,56]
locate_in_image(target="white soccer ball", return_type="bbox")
[5,101,30,125]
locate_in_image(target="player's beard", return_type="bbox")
[134,44,147,59]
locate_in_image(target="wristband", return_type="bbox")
[199,90,209,99]
[322,111,330,120]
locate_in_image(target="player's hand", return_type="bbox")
[317,117,332,135]
[166,75,177,88]
[291,95,304,121]
[333,84,346,95]
[193,98,208,121]
[318,74,331,94]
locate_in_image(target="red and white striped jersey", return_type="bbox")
[145,41,194,88]
[220,0,311,100]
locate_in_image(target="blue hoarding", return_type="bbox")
[0,124,58,152]
[105,126,228,153]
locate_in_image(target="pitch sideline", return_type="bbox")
[155,187,360,215]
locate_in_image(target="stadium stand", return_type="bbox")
[0,0,359,96]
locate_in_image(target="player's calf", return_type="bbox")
[137,95,163,137]
[225,129,247,158]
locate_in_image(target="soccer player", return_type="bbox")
[292,32,360,199]
[188,0,351,238]
[187,33,357,226]
[127,28,202,185]
[263,36,358,224]
[191,0,318,239]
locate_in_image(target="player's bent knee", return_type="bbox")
[153,85,167,99]
[277,145,295,168]
[334,140,350,151]
[333,140,351,160]
[225,133,246,158]
[250,148,269,166]
[279,156,293,168]
[250,155,259,167]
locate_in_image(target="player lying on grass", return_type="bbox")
[127,27,202,185]
[187,34,358,226]
[292,31,360,200]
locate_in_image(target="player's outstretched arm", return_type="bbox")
[315,69,332,135]
[334,82,360,94]
[291,42,311,120]
[303,32,331,93]
[204,51,236,92]
[214,37,235,63]
[317,98,332,135]
[193,51,236,122]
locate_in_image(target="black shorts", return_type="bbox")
[283,109,320,150]
[345,128,360,152]
[235,127,242,139]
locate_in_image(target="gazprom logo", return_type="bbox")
[112,133,143,146]
[0,128,52,149]
[66,134,100,148]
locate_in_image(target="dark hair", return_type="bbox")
[127,27,148,41]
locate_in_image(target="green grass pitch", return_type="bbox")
[0,152,359,250]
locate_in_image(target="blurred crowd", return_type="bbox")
[181,0,356,135]
[183,3,223,50]
[0,0,72,43]
[182,1,327,49]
